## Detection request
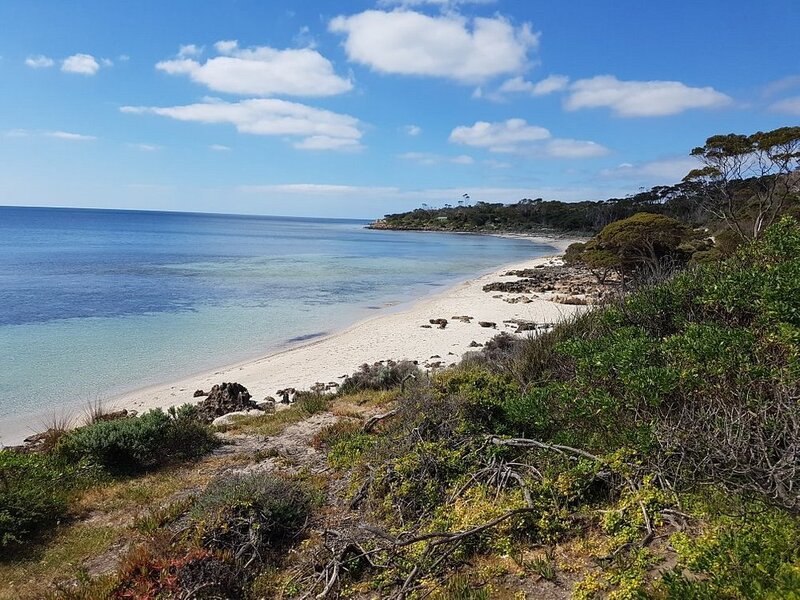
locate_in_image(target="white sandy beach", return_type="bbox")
[1,237,587,445]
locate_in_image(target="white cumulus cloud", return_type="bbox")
[449,118,549,152]
[329,10,538,83]
[178,44,203,58]
[449,118,609,158]
[156,40,352,97]
[121,98,362,151]
[61,53,101,75]
[404,124,422,136]
[565,75,732,117]
[209,144,231,151]
[25,55,54,69]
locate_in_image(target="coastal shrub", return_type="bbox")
[314,421,374,470]
[112,543,241,600]
[372,439,468,523]
[435,366,520,434]
[188,474,312,566]
[426,486,533,557]
[660,501,800,599]
[0,450,73,548]
[293,391,329,415]
[56,407,219,474]
[339,360,420,394]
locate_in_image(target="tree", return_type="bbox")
[684,127,800,240]
[574,212,693,285]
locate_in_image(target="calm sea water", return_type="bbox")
[0,206,554,433]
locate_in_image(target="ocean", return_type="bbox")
[0,206,556,439]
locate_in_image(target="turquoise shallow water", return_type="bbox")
[0,207,556,434]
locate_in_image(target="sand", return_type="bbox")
[1,236,587,446]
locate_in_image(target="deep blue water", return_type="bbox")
[0,206,555,433]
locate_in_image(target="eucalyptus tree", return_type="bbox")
[684,126,800,240]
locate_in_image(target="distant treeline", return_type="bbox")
[370,180,743,235]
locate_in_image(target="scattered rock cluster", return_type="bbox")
[501,319,553,333]
[309,381,341,394]
[483,263,616,305]
[429,318,448,329]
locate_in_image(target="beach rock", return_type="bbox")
[430,355,441,359]
[558,295,589,305]
[212,409,264,427]
[504,296,534,304]
[193,389,208,397]
[479,321,497,329]
[277,388,297,404]
[468,340,483,347]
[258,399,276,413]
[196,382,256,423]
[420,324,432,329]
[22,431,49,447]
[429,318,448,329]
[93,409,132,423]
[451,315,473,323]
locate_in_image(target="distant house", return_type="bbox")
[436,216,448,221]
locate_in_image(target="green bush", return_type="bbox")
[661,503,800,599]
[435,367,521,434]
[339,360,420,394]
[0,450,74,548]
[317,421,375,470]
[188,474,312,565]
[56,408,219,474]
[293,392,330,415]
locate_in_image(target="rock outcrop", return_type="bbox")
[196,382,257,423]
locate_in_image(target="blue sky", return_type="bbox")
[1,0,798,218]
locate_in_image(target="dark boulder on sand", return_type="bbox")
[196,382,257,423]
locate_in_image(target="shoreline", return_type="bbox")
[0,234,584,446]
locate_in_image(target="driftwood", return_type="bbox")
[362,409,399,433]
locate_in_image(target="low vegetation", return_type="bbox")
[0,451,80,548]
[55,406,219,474]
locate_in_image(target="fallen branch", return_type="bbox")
[363,409,399,433]
[487,436,603,462]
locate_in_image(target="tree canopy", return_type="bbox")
[685,126,800,239]
[569,212,695,283]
